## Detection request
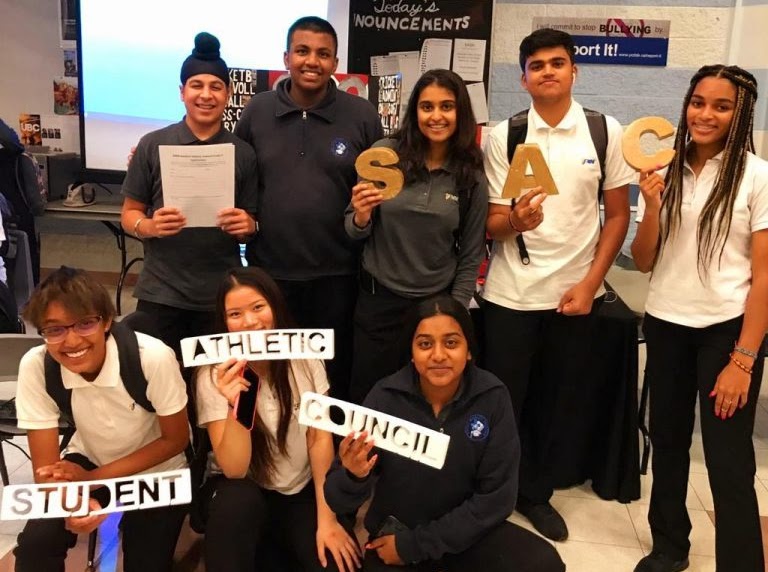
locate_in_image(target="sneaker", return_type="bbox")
[62,183,96,207]
[517,501,568,541]
[634,551,689,572]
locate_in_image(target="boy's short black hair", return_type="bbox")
[286,16,338,56]
[519,28,576,71]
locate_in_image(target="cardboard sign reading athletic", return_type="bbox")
[355,147,404,200]
[181,329,334,367]
[0,469,191,520]
[502,144,559,199]
[622,116,676,171]
[298,392,450,470]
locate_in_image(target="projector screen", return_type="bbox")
[78,0,337,181]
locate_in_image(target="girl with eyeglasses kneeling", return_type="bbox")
[13,266,189,572]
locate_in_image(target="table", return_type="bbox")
[44,198,142,315]
[471,285,641,504]
[548,286,641,503]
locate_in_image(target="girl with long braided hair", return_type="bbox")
[632,65,768,572]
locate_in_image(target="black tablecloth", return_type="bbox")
[548,288,641,502]
[472,286,641,503]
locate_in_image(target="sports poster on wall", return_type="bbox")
[222,70,370,133]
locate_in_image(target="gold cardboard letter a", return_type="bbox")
[502,144,559,199]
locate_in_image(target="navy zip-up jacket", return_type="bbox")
[324,363,520,564]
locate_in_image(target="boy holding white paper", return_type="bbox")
[120,31,258,357]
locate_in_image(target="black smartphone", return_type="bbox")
[375,515,408,538]
[234,366,260,430]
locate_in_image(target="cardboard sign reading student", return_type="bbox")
[0,469,190,520]
[181,329,334,367]
[355,147,404,200]
[502,144,559,199]
[299,392,450,469]
[622,116,676,171]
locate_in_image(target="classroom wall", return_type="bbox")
[0,0,79,143]
[491,0,768,158]
[2,0,766,159]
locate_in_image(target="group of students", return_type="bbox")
[7,14,767,572]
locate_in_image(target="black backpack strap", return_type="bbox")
[44,353,74,425]
[505,109,531,265]
[506,109,530,163]
[110,320,154,413]
[584,108,608,202]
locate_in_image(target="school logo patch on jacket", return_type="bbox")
[465,414,489,441]
[331,138,350,158]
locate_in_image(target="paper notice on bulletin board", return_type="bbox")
[348,0,494,90]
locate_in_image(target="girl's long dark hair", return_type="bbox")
[660,64,758,277]
[392,68,483,190]
[212,267,298,485]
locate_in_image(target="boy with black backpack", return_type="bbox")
[480,28,634,542]
[13,266,189,571]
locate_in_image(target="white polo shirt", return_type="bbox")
[482,100,635,310]
[16,332,188,473]
[638,151,768,327]
[195,359,330,495]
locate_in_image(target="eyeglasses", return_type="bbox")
[38,316,103,343]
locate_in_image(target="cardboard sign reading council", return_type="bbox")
[181,329,334,367]
[355,147,404,200]
[0,469,190,521]
[298,392,450,470]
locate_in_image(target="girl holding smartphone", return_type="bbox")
[195,267,360,572]
[632,65,768,572]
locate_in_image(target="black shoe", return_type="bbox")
[634,551,689,572]
[517,501,568,541]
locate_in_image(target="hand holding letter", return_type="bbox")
[339,431,378,479]
[65,497,107,535]
[510,187,546,232]
[638,168,665,213]
[351,182,384,228]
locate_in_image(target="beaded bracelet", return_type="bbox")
[734,344,759,359]
[729,352,754,375]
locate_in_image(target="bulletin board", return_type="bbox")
[347,0,494,123]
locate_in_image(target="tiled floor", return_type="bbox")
[1,271,767,570]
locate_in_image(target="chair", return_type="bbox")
[0,333,44,484]
[0,333,98,571]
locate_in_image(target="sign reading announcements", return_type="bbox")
[533,18,670,66]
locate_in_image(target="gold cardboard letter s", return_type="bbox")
[355,148,404,200]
